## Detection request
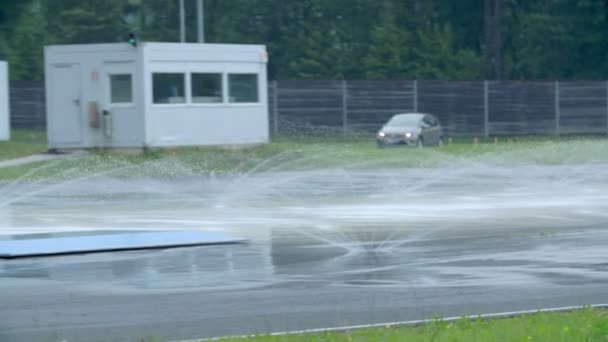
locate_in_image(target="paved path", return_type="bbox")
[0,153,82,168]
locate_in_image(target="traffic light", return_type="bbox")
[128,32,137,47]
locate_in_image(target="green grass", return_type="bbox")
[0,129,47,160]
[0,133,607,181]
[208,308,608,342]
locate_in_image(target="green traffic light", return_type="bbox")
[128,33,137,47]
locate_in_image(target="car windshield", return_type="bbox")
[386,115,422,127]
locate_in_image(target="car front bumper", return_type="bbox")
[376,135,418,146]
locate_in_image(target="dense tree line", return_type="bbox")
[0,0,607,81]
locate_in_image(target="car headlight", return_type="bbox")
[405,132,412,138]
[378,131,385,137]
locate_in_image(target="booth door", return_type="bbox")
[102,62,138,146]
[50,64,82,144]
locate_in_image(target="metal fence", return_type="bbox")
[10,81,46,129]
[269,80,608,136]
[10,80,608,136]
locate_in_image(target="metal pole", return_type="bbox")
[342,80,348,135]
[273,81,279,135]
[413,80,418,112]
[555,81,560,136]
[484,80,489,137]
[196,0,204,43]
[179,0,186,43]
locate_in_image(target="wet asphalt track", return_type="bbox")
[1,165,608,341]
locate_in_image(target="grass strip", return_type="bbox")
[1,133,607,181]
[209,307,608,342]
[0,129,47,161]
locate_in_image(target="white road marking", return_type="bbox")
[169,303,608,342]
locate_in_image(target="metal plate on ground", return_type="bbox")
[0,231,246,259]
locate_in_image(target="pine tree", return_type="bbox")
[44,0,131,44]
[0,0,35,63]
[505,0,608,79]
[413,24,485,80]
[8,0,45,80]
[363,1,413,79]
[285,6,349,78]
[137,0,179,42]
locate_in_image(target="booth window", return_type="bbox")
[191,73,222,103]
[228,74,258,103]
[153,73,185,104]
[110,74,133,104]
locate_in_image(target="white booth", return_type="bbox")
[0,61,9,141]
[44,43,269,149]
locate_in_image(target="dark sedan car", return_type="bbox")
[376,113,444,147]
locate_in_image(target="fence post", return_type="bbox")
[555,80,560,136]
[342,80,348,135]
[413,80,418,112]
[272,80,278,135]
[484,80,489,138]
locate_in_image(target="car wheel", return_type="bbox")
[416,138,424,148]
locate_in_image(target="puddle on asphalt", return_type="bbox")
[1,225,608,291]
[1,164,608,290]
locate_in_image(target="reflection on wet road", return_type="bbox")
[3,226,608,291]
[1,164,608,341]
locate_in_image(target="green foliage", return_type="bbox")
[363,1,413,79]
[137,0,180,42]
[44,0,131,44]
[0,0,33,61]
[413,24,486,80]
[216,308,608,341]
[2,0,608,80]
[2,133,608,181]
[8,0,45,80]
[0,129,47,161]
[505,0,608,80]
